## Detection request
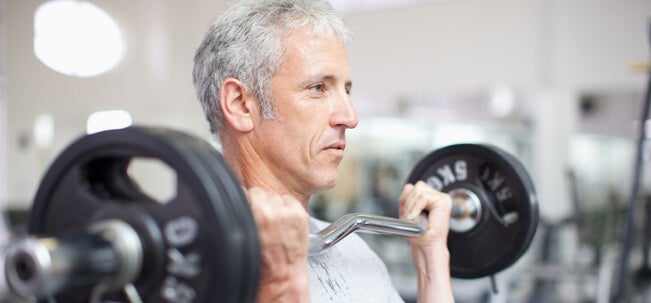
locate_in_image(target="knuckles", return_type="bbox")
[246,187,309,231]
[400,182,453,222]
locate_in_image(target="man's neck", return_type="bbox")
[220,134,312,207]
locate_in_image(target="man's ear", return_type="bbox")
[220,78,256,132]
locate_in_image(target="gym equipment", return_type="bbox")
[612,21,651,303]
[4,126,539,302]
[309,144,538,278]
[5,127,260,303]
[409,144,538,278]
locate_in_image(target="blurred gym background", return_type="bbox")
[0,0,650,302]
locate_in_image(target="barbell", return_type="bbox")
[3,126,539,302]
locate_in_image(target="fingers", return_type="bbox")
[246,187,309,263]
[399,183,414,218]
[247,187,309,240]
[406,183,429,221]
[400,181,452,245]
[401,181,451,220]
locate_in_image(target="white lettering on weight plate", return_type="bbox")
[426,160,468,191]
[165,216,198,247]
[161,216,201,303]
[161,276,197,303]
[167,249,201,278]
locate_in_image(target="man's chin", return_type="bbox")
[313,177,338,193]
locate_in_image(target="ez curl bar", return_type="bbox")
[3,126,539,303]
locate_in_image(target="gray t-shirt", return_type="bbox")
[308,217,404,303]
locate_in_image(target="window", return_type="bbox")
[87,110,132,134]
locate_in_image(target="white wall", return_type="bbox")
[345,0,649,110]
[547,0,650,91]
[0,0,6,207]
[347,0,544,96]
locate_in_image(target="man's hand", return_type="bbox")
[399,181,452,246]
[246,187,311,303]
[399,181,455,303]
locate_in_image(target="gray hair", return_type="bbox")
[193,0,352,135]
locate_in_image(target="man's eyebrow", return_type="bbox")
[299,74,352,87]
[319,74,336,82]
[322,75,352,89]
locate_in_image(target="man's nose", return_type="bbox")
[331,92,359,129]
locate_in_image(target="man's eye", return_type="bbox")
[309,84,324,93]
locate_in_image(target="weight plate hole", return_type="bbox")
[14,253,36,281]
[127,158,177,204]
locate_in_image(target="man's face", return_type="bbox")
[250,28,358,199]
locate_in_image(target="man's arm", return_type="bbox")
[247,188,311,303]
[399,182,455,303]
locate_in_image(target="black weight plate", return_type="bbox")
[163,129,260,303]
[407,144,538,279]
[27,126,260,303]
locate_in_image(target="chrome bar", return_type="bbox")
[308,202,474,255]
[309,213,428,255]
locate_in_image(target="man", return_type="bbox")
[193,0,454,302]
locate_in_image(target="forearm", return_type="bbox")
[399,182,454,302]
[412,243,454,303]
[247,188,311,303]
[256,264,311,303]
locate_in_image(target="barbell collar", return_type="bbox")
[449,188,482,233]
[5,220,143,298]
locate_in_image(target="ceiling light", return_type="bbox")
[34,0,125,77]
